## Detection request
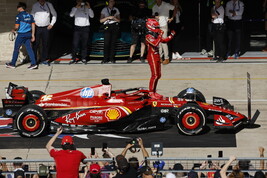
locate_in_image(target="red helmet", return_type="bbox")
[146,18,160,32]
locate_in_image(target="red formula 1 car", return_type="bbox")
[1,78,260,137]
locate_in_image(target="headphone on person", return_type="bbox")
[213,0,224,5]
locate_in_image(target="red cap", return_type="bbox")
[90,164,101,174]
[61,136,74,145]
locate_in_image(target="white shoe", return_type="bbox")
[175,52,182,59]
[207,50,213,57]
[172,53,177,60]
[200,49,207,55]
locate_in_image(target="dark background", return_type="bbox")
[46,0,266,60]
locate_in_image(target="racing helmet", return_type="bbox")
[146,18,160,32]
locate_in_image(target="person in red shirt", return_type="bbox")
[146,18,175,99]
[46,127,87,178]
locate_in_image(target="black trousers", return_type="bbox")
[33,26,50,63]
[103,23,119,62]
[226,19,242,54]
[72,26,90,60]
[212,23,225,58]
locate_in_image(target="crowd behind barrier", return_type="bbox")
[1,157,267,177]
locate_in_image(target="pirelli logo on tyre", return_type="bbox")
[105,108,121,121]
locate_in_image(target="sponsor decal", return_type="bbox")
[160,103,172,106]
[159,117,166,123]
[160,109,169,113]
[186,88,195,93]
[90,116,103,122]
[137,126,156,131]
[152,102,157,107]
[106,99,124,103]
[64,111,86,124]
[80,87,94,98]
[89,110,105,114]
[38,103,68,107]
[105,108,121,120]
[213,98,223,105]
[41,95,53,101]
[215,116,226,125]
[5,109,12,116]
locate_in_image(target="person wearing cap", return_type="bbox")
[46,127,87,178]
[114,154,137,178]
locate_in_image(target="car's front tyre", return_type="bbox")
[176,103,206,135]
[16,105,48,137]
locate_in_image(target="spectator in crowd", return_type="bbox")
[225,0,244,59]
[169,0,184,60]
[152,0,176,65]
[46,127,87,178]
[114,154,138,178]
[31,0,57,65]
[100,0,120,64]
[6,2,37,70]
[211,0,226,62]
[220,155,244,178]
[138,166,154,178]
[6,157,25,178]
[146,18,175,99]
[0,156,8,177]
[127,0,151,63]
[166,163,186,178]
[69,0,94,65]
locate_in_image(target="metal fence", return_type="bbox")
[1,157,267,177]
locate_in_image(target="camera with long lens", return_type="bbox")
[129,138,139,146]
[128,138,140,153]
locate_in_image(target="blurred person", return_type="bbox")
[114,154,137,178]
[152,0,176,65]
[168,163,186,178]
[211,0,226,62]
[225,0,244,59]
[146,18,175,99]
[69,0,94,65]
[46,127,87,178]
[100,0,120,64]
[127,0,151,63]
[6,157,25,178]
[220,155,244,178]
[138,166,154,178]
[31,0,57,65]
[6,2,37,70]
[169,0,184,60]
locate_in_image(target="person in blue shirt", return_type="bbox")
[6,2,37,70]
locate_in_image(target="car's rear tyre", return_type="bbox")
[177,88,206,103]
[16,105,48,137]
[29,90,46,101]
[176,103,206,135]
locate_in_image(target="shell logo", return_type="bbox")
[106,108,121,120]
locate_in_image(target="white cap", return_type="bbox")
[166,173,176,178]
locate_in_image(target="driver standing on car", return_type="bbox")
[146,18,175,99]
[100,0,120,64]
[46,127,87,178]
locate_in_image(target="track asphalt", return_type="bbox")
[0,51,266,160]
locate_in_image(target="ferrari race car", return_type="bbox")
[1,78,260,137]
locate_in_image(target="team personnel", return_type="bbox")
[100,0,120,64]
[146,18,175,100]
[31,0,57,65]
[211,0,225,62]
[46,127,87,178]
[6,2,37,70]
[225,0,244,59]
[152,0,176,65]
[69,0,94,64]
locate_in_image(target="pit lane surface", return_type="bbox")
[0,61,266,158]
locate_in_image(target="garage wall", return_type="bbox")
[0,0,35,62]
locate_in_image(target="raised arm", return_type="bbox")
[220,156,236,178]
[46,127,63,153]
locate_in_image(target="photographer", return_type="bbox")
[69,0,94,64]
[100,0,120,64]
[127,0,151,63]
